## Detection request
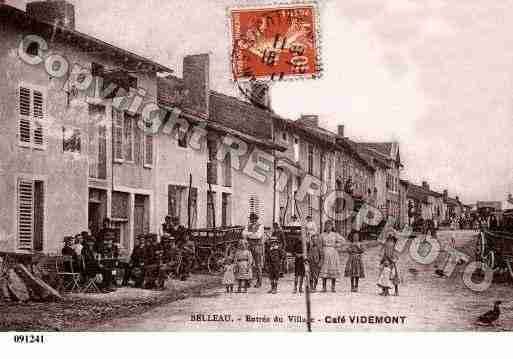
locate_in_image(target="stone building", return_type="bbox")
[356,142,403,223]
[272,116,375,235]
[0,1,284,254]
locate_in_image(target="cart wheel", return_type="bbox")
[484,250,496,270]
[207,250,225,275]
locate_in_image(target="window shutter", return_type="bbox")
[124,113,133,161]
[33,90,44,147]
[18,179,34,250]
[98,125,107,179]
[113,109,124,161]
[19,87,31,116]
[19,87,31,143]
[144,131,153,167]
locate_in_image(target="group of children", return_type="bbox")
[221,230,402,296]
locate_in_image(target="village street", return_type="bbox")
[93,230,513,331]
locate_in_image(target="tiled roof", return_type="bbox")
[359,142,393,157]
[446,197,461,206]
[0,4,173,73]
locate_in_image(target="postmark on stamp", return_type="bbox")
[229,3,321,82]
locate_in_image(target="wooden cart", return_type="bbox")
[188,226,243,274]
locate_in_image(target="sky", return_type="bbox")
[6,0,513,203]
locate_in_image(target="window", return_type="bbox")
[282,131,288,142]
[177,125,187,148]
[307,143,314,175]
[249,194,260,219]
[224,152,232,187]
[222,193,231,227]
[207,191,216,228]
[88,104,107,179]
[63,127,81,153]
[124,113,134,161]
[168,185,187,223]
[18,85,45,149]
[113,109,124,161]
[144,122,153,167]
[17,179,44,251]
[293,136,300,162]
[26,42,39,56]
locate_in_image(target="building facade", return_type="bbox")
[0,1,283,255]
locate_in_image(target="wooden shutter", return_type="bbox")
[134,115,142,165]
[33,90,44,147]
[19,87,31,143]
[113,109,124,161]
[98,125,107,179]
[17,179,34,250]
[224,152,232,187]
[124,113,133,161]
[144,132,153,167]
[33,181,44,251]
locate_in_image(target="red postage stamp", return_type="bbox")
[230,3,320,81]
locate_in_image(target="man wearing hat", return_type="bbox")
[242,213,264,288]
[166,216,187,244]
[122,234,145,287]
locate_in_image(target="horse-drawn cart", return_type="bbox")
[477,229,513,280]
[188,226,243,274]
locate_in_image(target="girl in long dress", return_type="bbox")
[344,231,365,292]
[234,239,253,293]
[377,259,393,296]
[319,220,344,292]
[380,235,400,296]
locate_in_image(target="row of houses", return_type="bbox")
[0,1,464,256]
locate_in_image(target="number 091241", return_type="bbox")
[13,335,44,344]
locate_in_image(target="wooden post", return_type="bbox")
[295,202,312,332]
[208,182,216,229]
[188,174,192,230]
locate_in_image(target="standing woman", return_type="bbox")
[234,239,253,293]
[319,220,345,292]
[344,231,365,292]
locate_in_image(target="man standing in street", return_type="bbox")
[243,213,265,288]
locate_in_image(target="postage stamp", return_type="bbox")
[229,3,321,81]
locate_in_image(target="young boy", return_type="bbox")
[266,237,285,294]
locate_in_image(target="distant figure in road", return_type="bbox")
[308,234,323,292]
[319,220,344,293]
[344,232,365,293]
[234,239,253,293]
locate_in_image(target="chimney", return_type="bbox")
[443,189,448,201]
[183,54,210,118]
[249,81,271,109]
[421,181,429,191]
[26,1,76,30]
[337,125,345,137]
[297,114,319,128]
